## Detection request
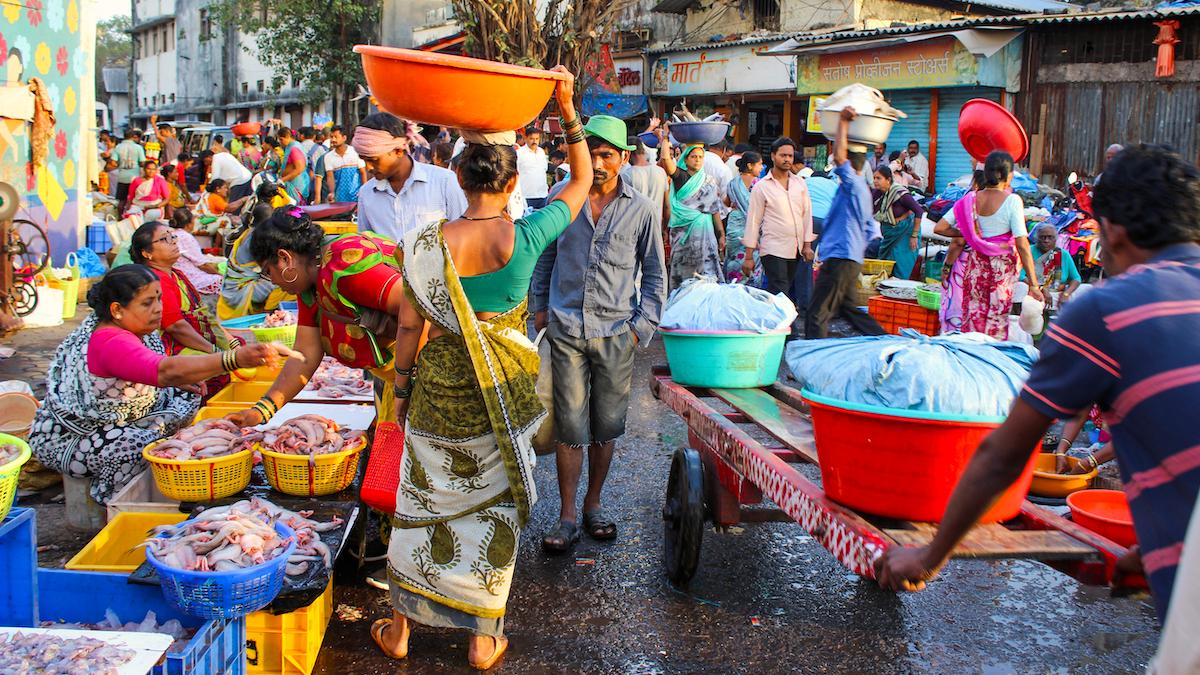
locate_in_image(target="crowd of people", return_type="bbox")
[59,71,1200,671]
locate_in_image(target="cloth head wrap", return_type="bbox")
[352,119,429,158]
[458,129,517,147]
[682,144,705,161]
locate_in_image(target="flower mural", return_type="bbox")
[55,45,68,75]
[34,42,51,75]
[54,131,67,160]
[45,0,64,30]
[3,1,21,24]
[27,0,43,28]
[66,0,77,33]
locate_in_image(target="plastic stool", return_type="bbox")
[63,475,106,532]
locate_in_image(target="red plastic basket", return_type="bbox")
[868,295,940,336]
[361,422,405,514]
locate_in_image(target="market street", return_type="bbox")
[313,341,1160,674]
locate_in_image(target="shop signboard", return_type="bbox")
[614,57,644,95]
[806,97,828,134]
[650,43,794,97]
[796,37,980,95]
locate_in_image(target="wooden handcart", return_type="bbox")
[652,368,1141,589]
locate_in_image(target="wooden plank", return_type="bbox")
[884,522,1096,561]
[710,387,819,465]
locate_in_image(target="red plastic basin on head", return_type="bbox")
[803,390,1036,522]
[958,99,1028,163]
[231,122,261,137]
[1067,489,1137,548]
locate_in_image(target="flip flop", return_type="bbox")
[371,617,408,660]
[469,635,509,671]
[583,511,618,540]
[541,520,581,554]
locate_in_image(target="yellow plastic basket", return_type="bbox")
[0,434,31,522]
[66,512,188,572]
[249,323,297,348]
[862,258,897,276]
[259,435,366,497]
[142,440,254,502]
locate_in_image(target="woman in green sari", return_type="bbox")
[872,165,925,279]
[659,136,725,289]
[372,67,593,670]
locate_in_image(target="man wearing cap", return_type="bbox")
[531,115,666,554]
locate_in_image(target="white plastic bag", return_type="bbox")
[1019,296,1045,334]
[820,83,907,119]
[660,277,797,333]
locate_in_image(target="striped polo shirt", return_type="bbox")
[1020,242,1200,623]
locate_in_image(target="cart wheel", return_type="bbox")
[10,279,37,317]
[663,447,705,587]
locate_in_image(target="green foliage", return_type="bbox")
[209,0,378,115]
[96,15,133,67]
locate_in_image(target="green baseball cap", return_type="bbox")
[583,115,634,151]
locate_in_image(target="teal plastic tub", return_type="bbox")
[660,329,789,388]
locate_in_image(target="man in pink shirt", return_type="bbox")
[741,137,815,336]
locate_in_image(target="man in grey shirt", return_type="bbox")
[531,115,667,554]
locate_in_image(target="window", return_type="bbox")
[256,80,264,93]
[170,93,175,103]
[241,82,248,95]
[200,9,212,40]
[753,0,779,32]
[152,30,159,54]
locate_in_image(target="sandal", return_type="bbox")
[583,511,617,540]
[541,520,581,554]
[469,635,509,670]
[370,617,409,660]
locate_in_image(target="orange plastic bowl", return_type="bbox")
[1067,489,1137,548]
[354,46,568,132]
[231,122,261,137]
[958,99,1028,163]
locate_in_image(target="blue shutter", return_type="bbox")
[934,87,1002,191]
[880,89,932,172]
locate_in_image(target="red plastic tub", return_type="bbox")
[1067,489,1137,547]
[803,390,1036,522]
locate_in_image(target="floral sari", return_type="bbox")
[29,315,199,503]
[387,222,544,637]
[723,176,762,286]
[282,140,311,203]
[950,192,1018,340]
[668,169,722,289]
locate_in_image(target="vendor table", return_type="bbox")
[652,368,1142,590]
[0,627,174,675]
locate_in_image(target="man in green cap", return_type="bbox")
[531,114,667,554]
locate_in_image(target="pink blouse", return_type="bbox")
[88,326,164,387]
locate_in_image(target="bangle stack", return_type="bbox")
[393,363,416,400]
[252,396,278,422]
[220,349,241,373]
[1086,453,1100,470]
[562,116,585,145]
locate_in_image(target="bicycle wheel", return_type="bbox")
[9,218,50,276]
[10,278,37,317]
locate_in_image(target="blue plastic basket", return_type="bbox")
[659,329,789,388]
[146,520,296,620]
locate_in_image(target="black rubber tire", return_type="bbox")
[11,279,37,317]
[663,447,706,587]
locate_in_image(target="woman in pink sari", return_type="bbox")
[933,152,1042,339]
[124,160,170,220]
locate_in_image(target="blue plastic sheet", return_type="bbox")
[1011,170,1038,194]
[785,330,1039,417]
[661,278,797,333]
[73,247,107,278]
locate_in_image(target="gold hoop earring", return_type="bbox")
[282,267,299,284]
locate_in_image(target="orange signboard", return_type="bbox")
[796,37,978,94]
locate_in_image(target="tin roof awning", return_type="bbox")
[767,26,1024,58]
[651,0,697,14]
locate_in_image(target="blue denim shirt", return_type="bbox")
[530,176,666,344]
[818,161,879,264]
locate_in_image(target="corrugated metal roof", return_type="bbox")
[965,0,1069,12]
[651,0,697,14]
[647,33,788,55]
[101,68,128,94]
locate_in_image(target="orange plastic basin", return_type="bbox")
[1067,489,1137,548]
[803,390,1036,523]
[958,98,1028,163]
[353,46,568,132]
[1030,453,1096,499]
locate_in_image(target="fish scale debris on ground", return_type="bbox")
[0,631,137,674]
[144,497,341,577]
[146,418,262,461]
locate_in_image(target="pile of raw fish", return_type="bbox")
[0,443,24,468]
[0,631,136,674]
[43,609,191,652]
[257,309,296,328]
[145,419,263,461]
[262,414,365,460]
[304,356,372,398]
[144,497,340,576]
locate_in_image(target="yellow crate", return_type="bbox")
[316,220,356,235]
[246,579,333,675]
[209,381,273,406]
[66,512,188,573]
[862,258,897,276]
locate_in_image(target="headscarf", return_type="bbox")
[682,144,705,163]
[351,119,429,158]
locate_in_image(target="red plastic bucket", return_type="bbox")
[803,390,1036,522]
[1067,489,1137,547]
[958,99,1028,163]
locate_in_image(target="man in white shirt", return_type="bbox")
[704,140,734,206]
[209,149,254,201]
[905,140,929,192]
[516,127,550,209]
[352,112,467,242]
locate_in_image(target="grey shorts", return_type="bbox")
[548,321,637,447]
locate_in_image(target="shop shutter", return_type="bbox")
[881,89,932,170]
[934,87,1002,191]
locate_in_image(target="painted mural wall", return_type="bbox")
[1,0,94,265]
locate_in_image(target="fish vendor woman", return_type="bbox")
[225,206,405,427]
[29,266,284,504]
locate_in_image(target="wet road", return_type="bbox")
[315,341,1159,674]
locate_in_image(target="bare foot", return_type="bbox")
[468,634,508,670]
